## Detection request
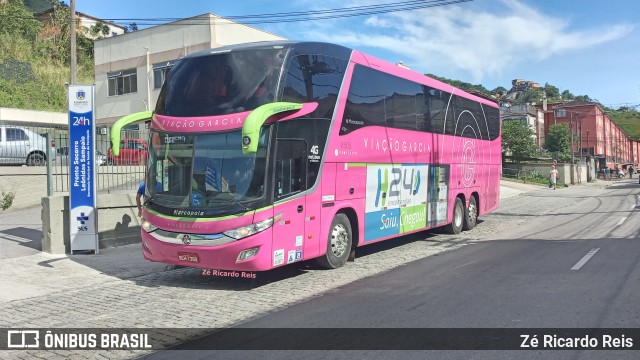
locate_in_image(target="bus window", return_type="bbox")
[274,140,307,199]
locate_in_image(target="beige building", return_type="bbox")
[93,13,286,125]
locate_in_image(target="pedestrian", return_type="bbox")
[549,164,559,190]
[629,165,634,179]
[136,179,162,218]
[604,166,610,180]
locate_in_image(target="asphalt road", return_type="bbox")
[147,180,640,359]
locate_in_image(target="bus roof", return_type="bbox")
[183,41,353,60]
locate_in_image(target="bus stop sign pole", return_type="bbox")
[68,85,98,254]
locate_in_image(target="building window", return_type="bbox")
[107,68,137,96]
[555,109,566,117]
[153,61,176,89]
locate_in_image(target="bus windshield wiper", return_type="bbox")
[208,192,250,212]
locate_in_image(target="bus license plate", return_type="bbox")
[178,252,200,263]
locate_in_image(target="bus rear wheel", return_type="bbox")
[317,213,352,269]
[463,196,477,231]
[446,197,464,235]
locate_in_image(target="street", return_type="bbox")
[150,179,640,359]
[1,179,639,359]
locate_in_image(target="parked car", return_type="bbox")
[0,125,55,166]
[107,138,148,165]
[55,146,106,166]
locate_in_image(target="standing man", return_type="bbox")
[629,165,634,179]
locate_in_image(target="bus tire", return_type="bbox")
[317,213,352,269]
[463,195,477,231]
[446,197,464,235]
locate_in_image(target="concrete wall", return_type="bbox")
[42,193,141,254]
[504,161,591,185]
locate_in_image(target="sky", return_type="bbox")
[76,0,640,109]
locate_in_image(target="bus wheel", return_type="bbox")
[446,197,464,235]
[317,213,352,269]
[463,196,477,231]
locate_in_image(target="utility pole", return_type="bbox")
[570,113,575,184]
[70,0,77,84]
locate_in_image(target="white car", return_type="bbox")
[0,126,55,166]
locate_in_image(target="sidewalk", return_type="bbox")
[0,178,606,304]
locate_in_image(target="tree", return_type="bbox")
[89,21,110,39]
[545,123,571,155]
[501,120,536,163]
[127,22,138,32]
[0,0,41,41]
[561,90,574,100]
[544,82,560,99]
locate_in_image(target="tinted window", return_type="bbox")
[156,49,286,117]
[342,65,500,140]
[274,140,307,199]
[6,128,28,141]
[342,65,421,135]
[277,118,331,188]
[282,54,347,119]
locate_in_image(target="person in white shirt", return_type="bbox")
[549,165,559,190]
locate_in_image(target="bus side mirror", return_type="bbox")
[242,102,318,154]
[110,111,152,156]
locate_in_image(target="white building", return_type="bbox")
[93,14,286,125]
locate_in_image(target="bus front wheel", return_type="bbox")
[446,197,464,235]
[463,196,477,231]
[317,213,352,269]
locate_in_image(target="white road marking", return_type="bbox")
[616,217,627,226]
[571,248,600,271]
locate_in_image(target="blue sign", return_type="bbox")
[68,85,98,253]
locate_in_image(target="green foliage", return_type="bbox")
[546,124,571,156]
[0,0,42,41]
[89,21,110,39]
[608,109,640,140]
[427,74,499,98]
[501,120,537,163]
[1,188,15,211]
[0,0,93,112]
[544,83,560,98]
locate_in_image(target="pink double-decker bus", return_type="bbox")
[111,41,501,272]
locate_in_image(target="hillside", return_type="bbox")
[608,110,640,140]
[0,0,94,113]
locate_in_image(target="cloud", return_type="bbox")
[300,0,634,82]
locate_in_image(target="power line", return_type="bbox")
[94,0,473,26]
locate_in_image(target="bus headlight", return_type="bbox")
[142,220,158,233]
[223,212,283,240]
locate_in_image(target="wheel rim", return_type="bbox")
[468,202,477,225]
[454,203,463,228]
[330,223,349,258]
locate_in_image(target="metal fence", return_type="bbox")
[0,123,146,193]
[502,167,546,182]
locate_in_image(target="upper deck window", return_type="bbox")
[155,49,286,117]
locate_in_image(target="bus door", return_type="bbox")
[272,139,309,267]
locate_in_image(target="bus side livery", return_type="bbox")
[110,41,501,272]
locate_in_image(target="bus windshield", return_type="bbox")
[156,49,286,117]
[146,126,271,212]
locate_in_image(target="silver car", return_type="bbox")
[55,146,106,166]
[0,126,55,166]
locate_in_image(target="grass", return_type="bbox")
[608,110,640,140]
